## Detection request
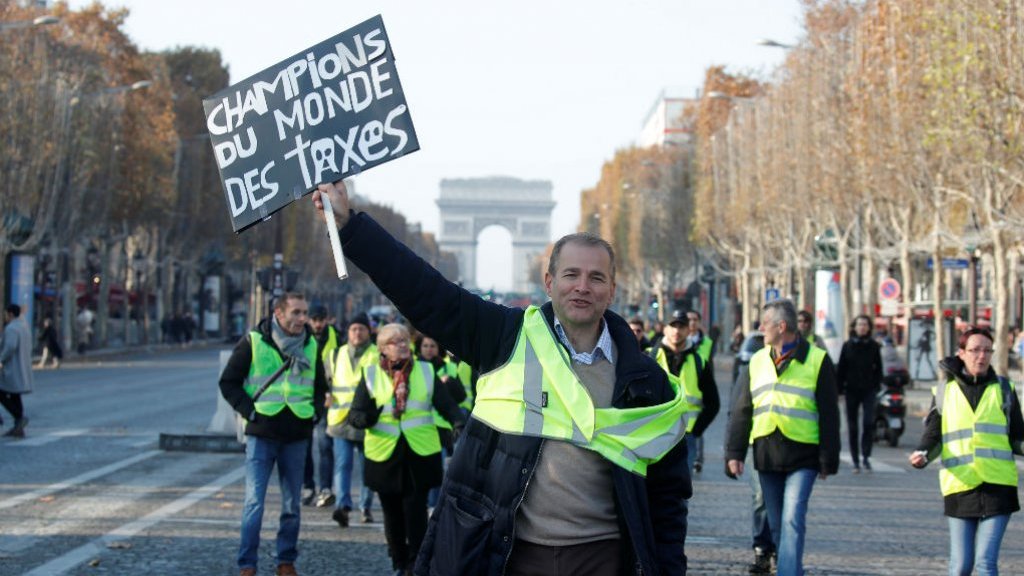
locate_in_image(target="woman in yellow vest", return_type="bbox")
[348,323,465,576]
[910,326,1024,576]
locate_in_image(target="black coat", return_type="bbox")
[725,337,841,475]
[338,211,690,576]
[916,356,1024,518]
[836,337,883,396]
[218,318,328,442]
[348,360,464,494]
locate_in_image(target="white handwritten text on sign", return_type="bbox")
[203,15,419,233]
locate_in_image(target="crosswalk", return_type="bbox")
[4,429,158,448]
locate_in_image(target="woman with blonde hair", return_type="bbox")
[348,323,464,576]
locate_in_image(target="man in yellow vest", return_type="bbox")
[301,305,340,508]
[725,299,840,576]
[314,181,690,576]
[219,293,328,576]
[326,313,378,527]
[647,308,719,568]
[684,309,718,475]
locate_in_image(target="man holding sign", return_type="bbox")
[313,181,691,576]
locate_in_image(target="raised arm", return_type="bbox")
[313,181,523,373]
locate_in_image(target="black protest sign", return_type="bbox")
[203,15,419,233]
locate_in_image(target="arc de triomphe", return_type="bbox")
[436,177,555,293]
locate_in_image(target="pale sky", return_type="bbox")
[68,0,804,291]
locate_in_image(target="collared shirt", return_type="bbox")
[553,315,614,365]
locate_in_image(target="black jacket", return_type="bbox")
[218,318,328,442]
[338,211,690,576]
[916,356,1024,518]
[725,337,841,475]
[348,359,465,494]
[836,337,883,396]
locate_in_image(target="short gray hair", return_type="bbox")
[762,299,798,334]
[547,233,616,280]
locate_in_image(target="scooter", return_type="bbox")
[874,370,909,447]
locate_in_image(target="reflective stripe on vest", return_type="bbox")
[937,378,1018,496]
[748,345,824,445]
[651,347,703,433]
[364,360,442,462]
[243,332,317,419]
[327,344,379,426]
[471,306,691,477]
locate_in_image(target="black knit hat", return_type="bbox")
[348,313,371,330]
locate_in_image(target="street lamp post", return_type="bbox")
[0,15,59,32]
[968,248,980,325]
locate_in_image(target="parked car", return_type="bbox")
[732,331,765,386]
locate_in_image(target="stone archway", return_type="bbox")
[436,177,555,293]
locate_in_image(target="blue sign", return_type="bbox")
[925,257,969,270]
[765,288,780,302]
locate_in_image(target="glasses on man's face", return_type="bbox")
[385,339,409,348]
[964,348,994,356]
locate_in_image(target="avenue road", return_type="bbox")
[1,346,1024,575]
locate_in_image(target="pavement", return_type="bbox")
[7,349,1024,575]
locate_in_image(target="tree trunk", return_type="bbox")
[97,239,110,347]
[993,231,1009,374]
[932,210,946,364]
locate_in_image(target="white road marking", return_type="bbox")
[840,451,906,473]
[10,429,89,447]
[22,465,245,576]
[0,450,162,511]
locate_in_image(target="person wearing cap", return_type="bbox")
[302,305,341,508]
[314,181,690,576]
[327,313,379,527]
[650,309,720,473]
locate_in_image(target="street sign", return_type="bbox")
[926,257,970,270]
[878,278,901,301]
[765,288,780,302]
[880,299,899,317]
[203,15,419,234]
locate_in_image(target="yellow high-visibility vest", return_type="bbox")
[935,378,1018,496]
[320,326,340,376]
[456,360,474,411]
[431,358,460,430]
[650,346,703,432]
[696,336,713,366]
[748,345,825,445]
[471,306,691,477]
[244,333,317,419]
[364,360,442,462]
[328,344,379,426]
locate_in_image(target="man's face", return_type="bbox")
[664,322,687,347]
[274,297,309,336]
[687,313,701,334]
[347,323,369,347]
[2,311,11,324]
[544,242,616,331]
[761,313,785,347]
[310,316,328,335]
[629,322,645,343]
